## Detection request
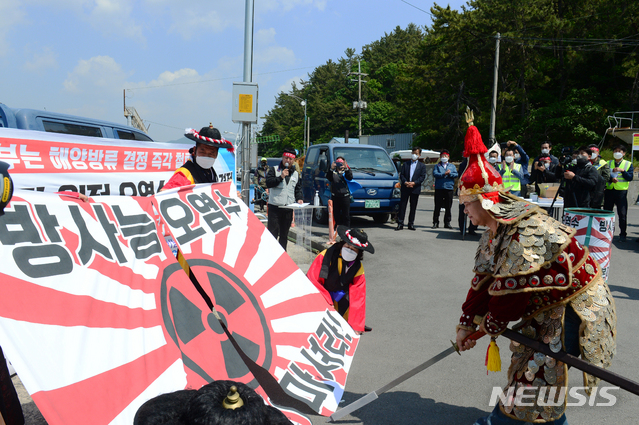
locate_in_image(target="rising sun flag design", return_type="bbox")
[0,182,359,425]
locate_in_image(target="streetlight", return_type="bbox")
[285,93,308,151]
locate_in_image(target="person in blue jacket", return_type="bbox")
[432,149,458,229]
[507,140,530,197]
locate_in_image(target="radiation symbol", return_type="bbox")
[160,259,273,386]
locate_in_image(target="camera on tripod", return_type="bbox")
[559,146,575,167]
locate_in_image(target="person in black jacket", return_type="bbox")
[530,154,558,194]
[457,157,478,235]
[555,146,600,208]
[327,156,353,228]
[396,147,427,231]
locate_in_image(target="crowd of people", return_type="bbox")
[392,139,637,243]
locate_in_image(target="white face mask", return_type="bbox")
[514,154,521,160]
[411,154,419,161]
[196,155,216,169]
[505,156,514,163]
[488,157,498,164]
[613,152,623,160]
[591,152,598,159]
[341,246,358,262]
[541,148,550,155]
[441,157,449,163]
[544,162,551,168]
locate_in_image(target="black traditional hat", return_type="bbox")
[337,226,375,254]
[0,162,14,216]
[134,380,292,425]
[185,124,235,153]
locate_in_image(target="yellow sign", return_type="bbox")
[238,94,253,113]
[633,133,639,150]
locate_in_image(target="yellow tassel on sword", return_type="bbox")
[485,337,501,373]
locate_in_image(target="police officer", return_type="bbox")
[496,147,524,196]
[162,124,234,190]
[266,148,304,250]
[603,144,634,242]
[507,140,531,197]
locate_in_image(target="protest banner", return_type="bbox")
[0,183,359,424]
[0,128,235,196]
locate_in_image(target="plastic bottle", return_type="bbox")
[314,190,320,206]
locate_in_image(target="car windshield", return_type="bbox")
[333,148,396,174]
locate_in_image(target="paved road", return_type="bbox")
[301,196,639,425]
[14,196,639,424]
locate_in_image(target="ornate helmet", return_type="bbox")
[185,124,235,153]
[458,112,503,209]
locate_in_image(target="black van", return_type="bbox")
[0,104,153,142]
[302,143,401,224]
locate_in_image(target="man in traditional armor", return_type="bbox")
[455,121,617,425]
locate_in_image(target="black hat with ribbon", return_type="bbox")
[185,124,235,153]
[337,226,375,254]
[0,161,14,216]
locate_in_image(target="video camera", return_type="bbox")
[559,146,575,167]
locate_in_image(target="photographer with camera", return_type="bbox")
[554,146,600,208]
[327,156,354,228]
[531,153,558,194]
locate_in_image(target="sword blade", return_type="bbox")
[329,345,457,421]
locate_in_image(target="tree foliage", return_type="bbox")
[259,0,639,158]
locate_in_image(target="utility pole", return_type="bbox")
[348,60,368,137]
[241,0,255,206]
[489,33,501,145]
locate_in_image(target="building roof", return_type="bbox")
[329,137,360,144]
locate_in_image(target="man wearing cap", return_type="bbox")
[603,144,634,242]
[266,148,304,250]
[252,157,270,212]
[162,125,234,191]
[454,118,616,425]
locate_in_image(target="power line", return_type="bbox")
[400,0,433,17]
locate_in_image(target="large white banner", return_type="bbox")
[0,128,235,196]
[0,183,359,424]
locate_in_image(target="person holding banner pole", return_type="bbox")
[455,116,617,425]
[0,162,25,425]
[306,226,374,334]
[266,148,304,251]
[162,124,235,191]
